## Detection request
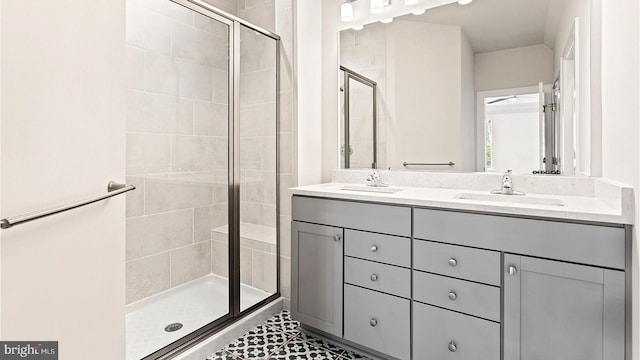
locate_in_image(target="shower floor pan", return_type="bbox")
[126,274,270,360]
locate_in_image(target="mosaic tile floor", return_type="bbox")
[207,310,372,360]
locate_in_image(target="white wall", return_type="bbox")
[1,1,126,359]
[600,1,640,358]
[554,0,593,176]
[460,30,476,172]
[295,0,323,185]
[391,21,462,170]
[475,44,554,92]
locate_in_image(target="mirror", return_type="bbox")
[338,0,593,175]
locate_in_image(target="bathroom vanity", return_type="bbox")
[290,176,631,360]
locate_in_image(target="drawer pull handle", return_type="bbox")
[448,341,457,352]
[448,291,457,301]
[370,245,378,252]
[370,273,378,281]
[448,258,457,267]
[370,318,378,327]
[508,265,518,276]
[333,234,341,242]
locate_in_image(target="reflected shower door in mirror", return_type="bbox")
[338,0,594,175]
[340,66,378,169]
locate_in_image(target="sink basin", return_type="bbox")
[454,193,566,206]
[340,185,404,194]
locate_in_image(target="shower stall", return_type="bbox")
[124,0,279,358]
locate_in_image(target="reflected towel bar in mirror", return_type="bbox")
[403,161,455,167]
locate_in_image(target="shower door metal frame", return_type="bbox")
[142,1,281,359]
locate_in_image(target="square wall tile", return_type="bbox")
[126,133,171,175]
[145,174,213,214]
[171,241,212,286]
[145,52,177,95]
[176,59,213,101]
[126,176,145,218]
[126,209,193,261]
[126,252,170,303]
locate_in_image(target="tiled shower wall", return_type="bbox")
[125,0,230,304]
[124,0,296,306]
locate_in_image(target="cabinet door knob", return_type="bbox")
[508,265,518,276]
[333,234,341,242]
[448,341,457,352]
[448,291,457,301]
[448,258,457,267]
[370,273,378,281]
[370,318,378,327]
[370,245,378,252]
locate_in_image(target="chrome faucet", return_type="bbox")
[491,170,524,195]
[365,169,388,187]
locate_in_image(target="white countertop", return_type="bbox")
[290,182,634,225]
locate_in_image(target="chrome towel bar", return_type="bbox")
[0,181,136,230]
[403,161,455,167]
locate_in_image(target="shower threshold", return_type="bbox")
[125,274,271,360]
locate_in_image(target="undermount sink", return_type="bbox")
[340,184,404,194]
[454,193,566,206]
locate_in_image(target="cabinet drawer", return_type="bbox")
[413,240,501,286]
[292,196,411,237]
[413,271,500,321]
[413,302,500,360]
[345,229,410,267]
[414,208,625,270]
[345,257,411,298]
[344,285,410,360]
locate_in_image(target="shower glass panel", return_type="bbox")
[238,25,278,311]
[124,1,231,359]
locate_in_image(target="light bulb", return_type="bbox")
[405,0,419,4]
[458,0,472,4]
[341,1,354,22]
[381,17,393,24]
[412,9,426,15]
[353,25,364,30]
[370,0,384,14]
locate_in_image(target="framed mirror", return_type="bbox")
[338,0,594,175]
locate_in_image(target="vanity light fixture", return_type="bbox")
[370,0,390,14]
[381,17,393,23]
[353,25,364,30]
[412,9,426,15]
[341,0,355,22]
[458,0,473,4]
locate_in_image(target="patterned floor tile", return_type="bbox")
[224,325,289,360]
[263,310,300,334]
[267,337,343,359]
[297,332,346,356]
[338,349,373,360]
[207,311,372,360]
[206,349,239,360]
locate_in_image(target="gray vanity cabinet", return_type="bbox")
[291,195,629,360]
[503,254,626,360]
[291,221,343,337]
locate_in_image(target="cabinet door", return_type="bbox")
[291,221,344,337]
[504,255,625,360]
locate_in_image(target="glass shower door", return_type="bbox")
[238,24,278,311]
[125,1,232,358]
